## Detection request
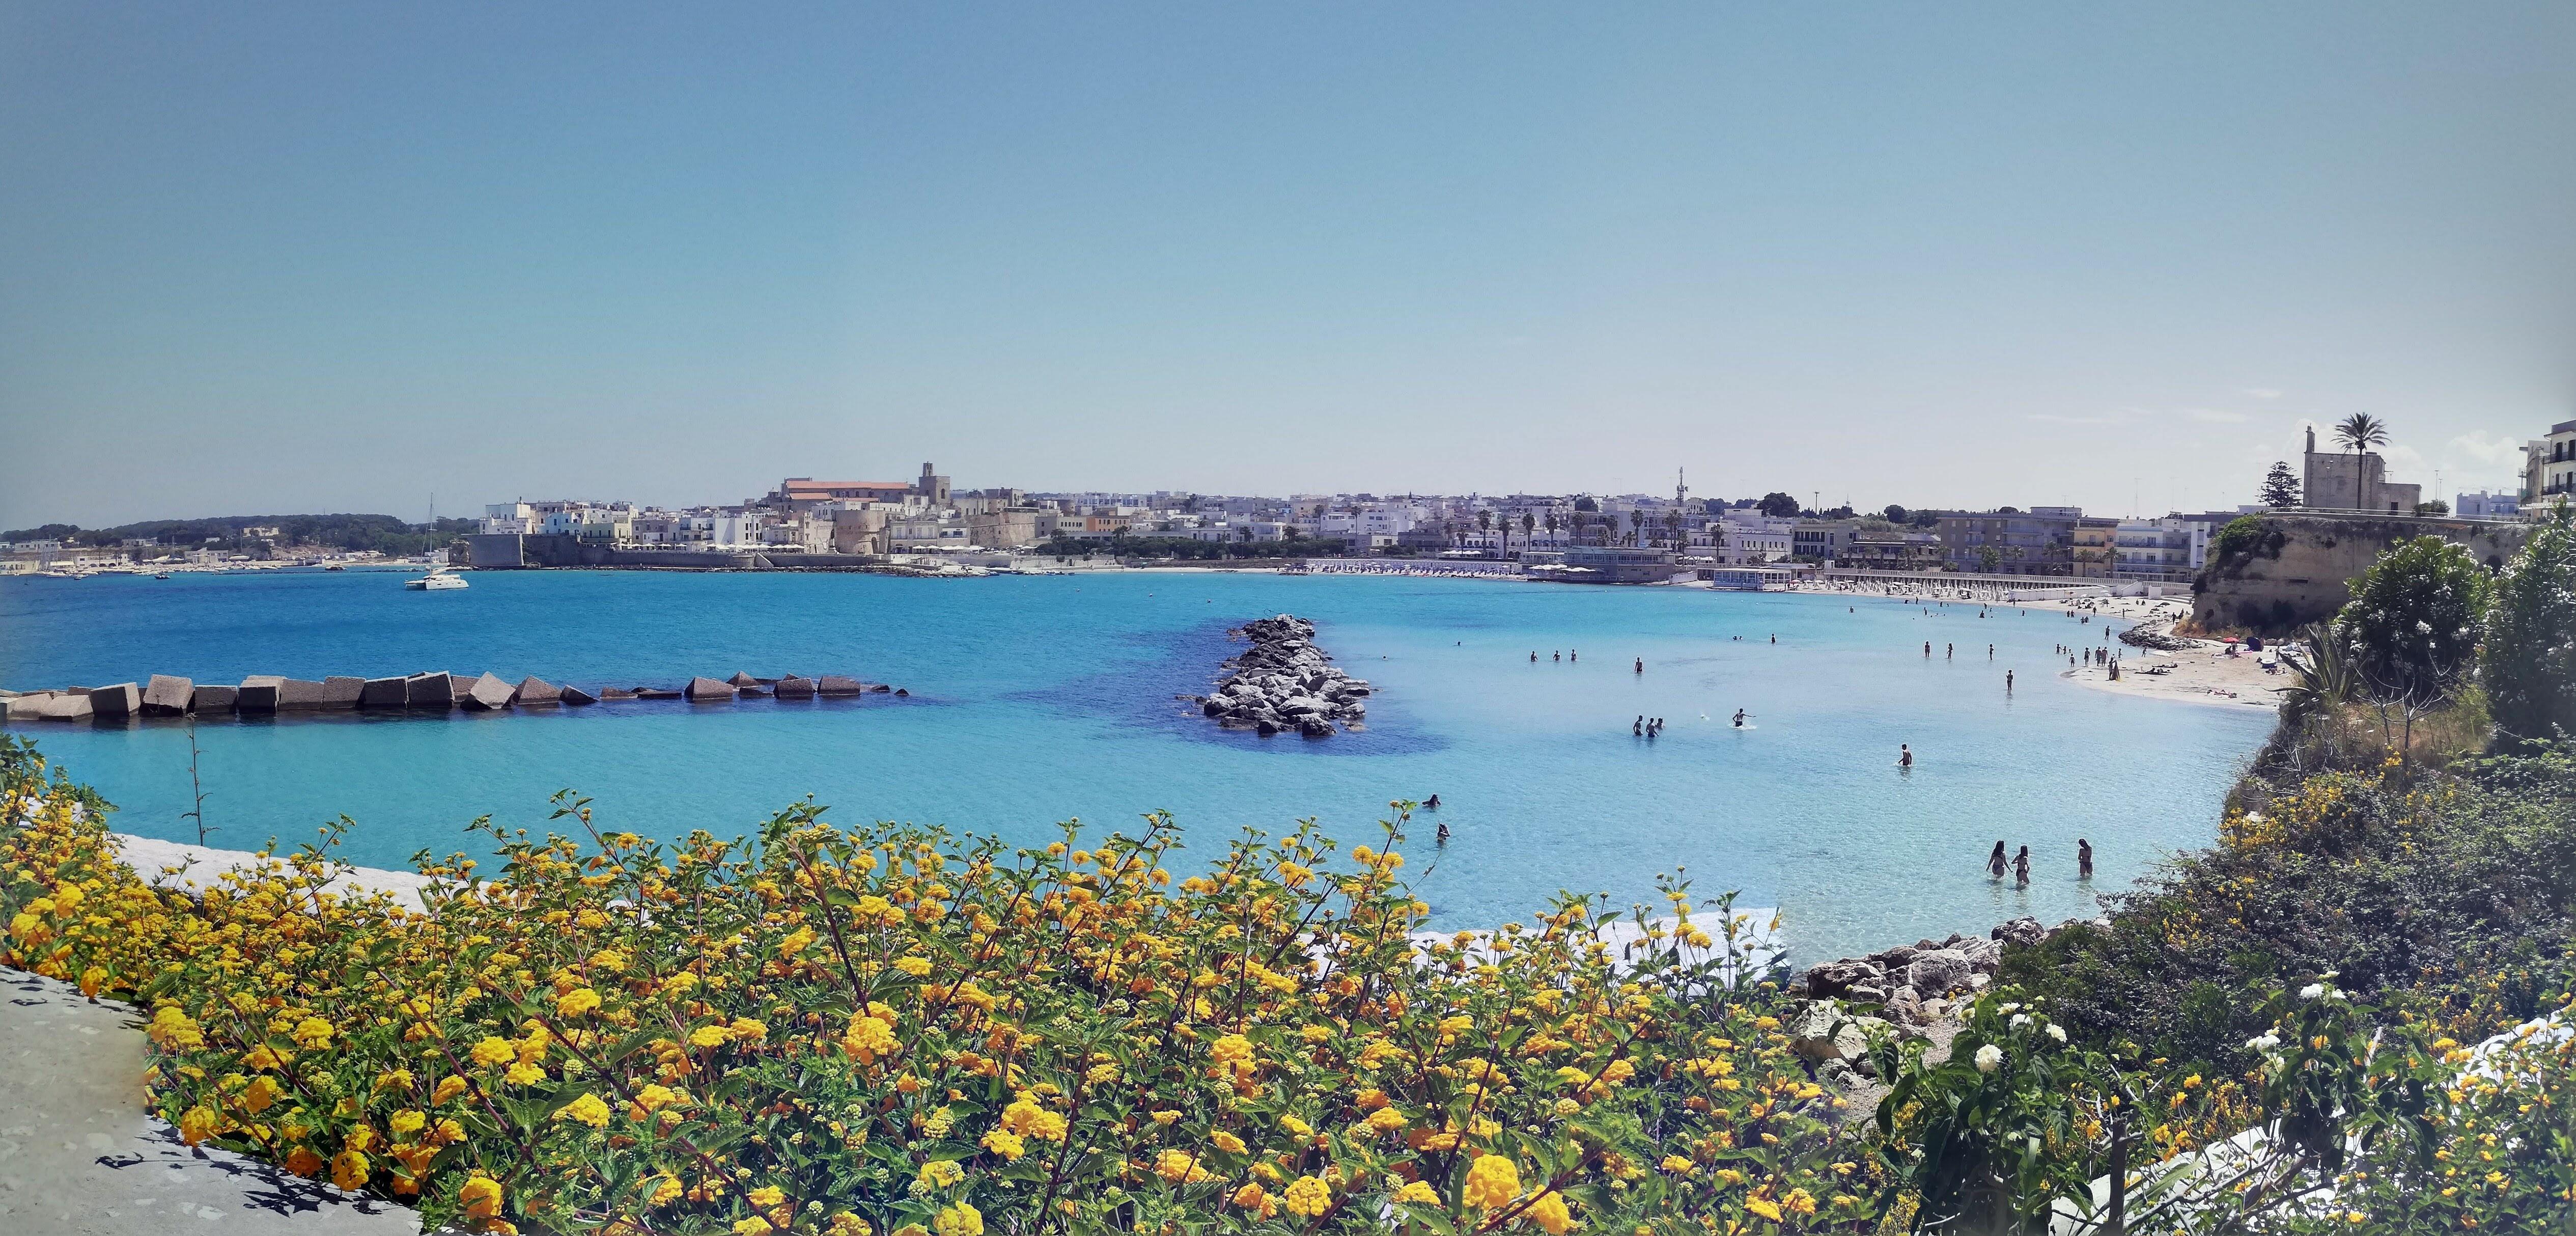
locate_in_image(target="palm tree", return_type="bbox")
[1521,512,1535,552]
[2334,414,2389,510]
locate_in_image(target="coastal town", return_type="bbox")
[11,416,2562,607]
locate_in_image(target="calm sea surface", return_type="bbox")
[0,568,2271,965]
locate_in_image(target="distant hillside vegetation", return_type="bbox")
[4,514,479,557]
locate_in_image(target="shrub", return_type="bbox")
[2334,536,2491,708]
[3,762,1873,1236]
[2484,504,2576,744]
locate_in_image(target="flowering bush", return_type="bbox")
[3,752,1880,1235]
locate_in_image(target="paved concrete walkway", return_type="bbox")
[0,968,422,1235]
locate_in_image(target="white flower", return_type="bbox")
[2299,983,2326,1000]
[2246,1033,2280,1052]
[2045,1024,2067,1043]
[1997,1002,2022,1015]
[2320,970,2338,980]
[1974,1044,2004,1074]
[2009,1013,2031,1030]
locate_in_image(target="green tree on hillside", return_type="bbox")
[2485,505,2576,743]
[2335,535,2491,715]
[1757,491,1801,518]
[2260,460,2300,509]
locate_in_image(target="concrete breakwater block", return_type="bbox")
[6,693,56,722]
[817,675,865,696]
[405,672,457,708]
[88,683,141,718]
[464,673,514,710]
[360,676,408,707]
[559,684,597,706]
[772,676,816,698]
[142,675,193,715]
[38,693,94,722]
[726,671,761,688]
[633,687,681,699]
[684,676,736,701]
[275,678,334,709]
[236,677,283,712]
[189,684,238,713]
[600,687,638,700]
[514,676,562,705]
[321,676,367,707]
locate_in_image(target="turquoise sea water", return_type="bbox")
[1,569,2271,965]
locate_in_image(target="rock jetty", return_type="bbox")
[1191,614,1372,737]
[1,670,902,724]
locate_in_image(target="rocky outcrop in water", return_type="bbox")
[1192,614,1372,737]
[2118,623,2198,652]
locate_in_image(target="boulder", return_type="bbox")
[1991,916,2050,949]
[817,676,865,696]
[1884,985,1929,1025]
[726,671,761,688]
[275,679,334,709]
[559,684,598,706]
[1905,949,1974,997]
[1785,1002,1873,1062]
[514,676,563,705]
[142,675,193,716]
[189,684,239,713]
[405,672,456,709]
[235,678,281,712]
[319,676,367,708]
[771,676,816,699]
[892,688,907,697]
[88,683,141,718]
[359,677,409,707]
[464,673,515,710]
[871,683,892,693]
[1298,718,1336,737]
[1802,958,1885,999]
[685,676,736,701]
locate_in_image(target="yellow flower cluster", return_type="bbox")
[2,765,1864,1235]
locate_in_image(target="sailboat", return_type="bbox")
[405,565,468,591]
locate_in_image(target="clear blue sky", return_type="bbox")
[5,2,2571,528]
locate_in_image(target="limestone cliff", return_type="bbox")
[2192,511,2525,635]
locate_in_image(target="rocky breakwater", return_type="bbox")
[1191,615,1372,737]
[1782,914,2104,1114]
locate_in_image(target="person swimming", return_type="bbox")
[1731,708,1747,728]
[1424,793,1441,810]
[1531,651,1538,662]
[1986,840,2007,879]
[1436,820,1451,845]
[1634,715,1644,736]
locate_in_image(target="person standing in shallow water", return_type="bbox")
[2078,838,2094,881]
[2012,846,2030,887]
[1986,841,2008,880]
[1899,744,1914,768]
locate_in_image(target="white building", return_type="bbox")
[2455,491,2518,518]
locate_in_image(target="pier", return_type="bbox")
[2,670,903,724]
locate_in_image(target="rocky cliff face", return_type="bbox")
[1191,615,1372,737]
[2193,512,2526,635]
